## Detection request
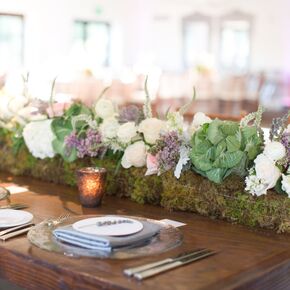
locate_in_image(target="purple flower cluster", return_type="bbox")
[65,129,106,158]
[118,105,143,124]
[151,131,182,172]
[281,132,290,166]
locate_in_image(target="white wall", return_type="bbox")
[0,0,289,73]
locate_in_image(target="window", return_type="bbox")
[73,20,110,67]
[182,14,211,68]
[220,12,251,73]
[0,14,24,70]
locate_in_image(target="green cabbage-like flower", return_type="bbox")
[190,119,263,183]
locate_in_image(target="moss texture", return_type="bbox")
[0,132,289,234]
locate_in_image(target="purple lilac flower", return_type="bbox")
[65,129,106,158]
[151,131,182,172]
[281,132,290,166]
[118,105,143,124]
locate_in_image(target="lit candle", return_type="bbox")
[76,167,107,207]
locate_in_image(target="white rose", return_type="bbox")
[23,119,55,159]
[95,99,115,119]
[281,174,290,197]
[189,112,212,135]
[254,154,281,189]
[138,118,167,144]
[264,141,286,162]
[117,122,138,144]
[121,141,147,168]
[100,117,120,141]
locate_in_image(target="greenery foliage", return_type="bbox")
[190,119,263,183]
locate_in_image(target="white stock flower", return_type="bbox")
[95,99,115,119]
[245,172,269,196]
[117,122,138,144]
[138,118,167,144]
[23,119,55,159]
[189,112,212,135]
[264,141,286,162]
[282,174,290,197]
[254,154,281,189]
[121,141,147,168]
[100,117,120,141]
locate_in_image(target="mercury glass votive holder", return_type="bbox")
[76,167,107,207]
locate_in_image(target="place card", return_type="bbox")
[5,185,28,195]
[159,219,186,228]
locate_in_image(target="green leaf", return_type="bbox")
[191,153,213,171]
[51,118,73,140]
[206,168,227,183]
[192,139,212,155]
[226,135,241,152]
[52,139,77,162]
[65,103,92,118]
[207,120,224,145]
[220,121,239,135]
[241,126,257,140]
[215,150,244,168]
[227,153,248,178]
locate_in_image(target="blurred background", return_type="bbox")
[0,0,290,124]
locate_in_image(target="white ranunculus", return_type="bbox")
[281,174,290,197]
[254,154,281,189]
[189,112,212,135]
[23,119,55,159]
[264,141,286,162]
[95,99,115,119]
[100,117,120,141]
[117,122,138,144]
[138,118,167,144]
[121,141,147,168]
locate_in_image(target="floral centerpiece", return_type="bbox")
[0,76,290,233]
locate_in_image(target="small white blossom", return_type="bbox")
[100,117,120,141]
[245,171,269,196]
[166,112,184,133]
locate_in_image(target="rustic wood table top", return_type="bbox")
[0,172,290,290]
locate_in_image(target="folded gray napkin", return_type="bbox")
[53,220,161,252]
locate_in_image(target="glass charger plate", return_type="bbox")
[27,215,183,259]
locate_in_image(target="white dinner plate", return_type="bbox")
[0,209,33,228]
[72,216,144,236]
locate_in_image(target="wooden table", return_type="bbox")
[1,172,290,290]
